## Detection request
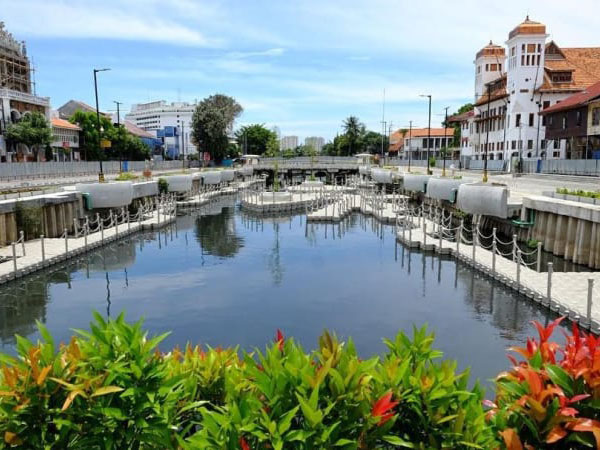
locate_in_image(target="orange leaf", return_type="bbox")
[4,431,22,445]
[546,425,567,443]
[36,366,52,386]
[500,428,524,450]
[61,389,85,411]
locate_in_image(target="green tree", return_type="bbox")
[341,116,365,156]
[321,142,335,156]
[360,130,388,155]
[69,110,115,161]
[234,124,278,156]
[4,112,53,161]
[191,94,243,163]
[447,103,473,147]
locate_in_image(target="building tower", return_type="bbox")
[474,41,505,102]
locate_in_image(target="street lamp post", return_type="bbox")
[113,100,122,172]
[420,95,432,174]
[443,106,449,177]
[94,68,110,182]
[483,83,491,182]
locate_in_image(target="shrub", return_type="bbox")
[0,317,496,449]
[115,172,139,181]
[487,317,600,449]
[428,156,436,168]
[158,178,169,195]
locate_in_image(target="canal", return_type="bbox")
[0,195,564,387]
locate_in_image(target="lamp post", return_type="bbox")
[113,100,122,172]
[483,83,491,182]
[420,95,432,174]
[94,68,110,182]
[443,106,449,177]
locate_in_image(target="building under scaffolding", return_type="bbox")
[0,22,50,162]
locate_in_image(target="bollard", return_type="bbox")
[546,262,553,305]
[64,228,68,253]
[492,238,497,274]
[536,242,542,273]
[587,279,594,326]
[423,223,427,248]
[40,234,45,261]
[512,234,518,262]
[12,242,17,274]
[20,230,25,256]
[516,249,521,291]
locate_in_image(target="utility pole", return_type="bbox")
[408,121,413,172]
[180,122,185,170]
[388,121,393,160]
[113,100,122,172]
[443,106,449,177]
[483,83,491,182]
[420,94,432,174]
[93,68,110,182]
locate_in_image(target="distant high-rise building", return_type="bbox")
[304,136,325,153]
[280,135,298,151]
[125,100,198,160]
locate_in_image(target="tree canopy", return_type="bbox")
[5,112,53,160]
[446,103,474,147]
[191,94,243,162]
[321,116,388,156]
[69,111,150,161]
[234,124,278,156]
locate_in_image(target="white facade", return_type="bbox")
[125,100,197,156]
[280,135,298,151]
[304,136,324,153]
[463,18,590,162]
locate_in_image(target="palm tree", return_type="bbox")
[342,116,364,156]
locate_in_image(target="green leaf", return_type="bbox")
[278,405,299,435]
[90,386,124,397]
[545,365,574,397]
[383,435,415,448]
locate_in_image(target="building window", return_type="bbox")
[521,55,525,66]
[529,113,534,126]
[511,140,516,150]
[593,108,600,126]
[527,140,533,149]
[515,114,521,127]
[551,72,573,83]
[422,138,427,148]
[562,116,567,129]
[541,140,546,149]
[576,111,582,126]
[554,140,560,149]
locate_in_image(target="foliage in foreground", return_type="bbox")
[0,314,495,449]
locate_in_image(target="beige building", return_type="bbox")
[51,118,81,162]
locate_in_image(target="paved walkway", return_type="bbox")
[397,215,600,332]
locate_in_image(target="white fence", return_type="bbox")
[521,159,600,176]
[0,161,189,181]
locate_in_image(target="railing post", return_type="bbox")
[457,219,463,255]
[100,220,104,242]
[64,228,68,253]
[20,230,25,256]
[40,234,45,261]
[12,242,17,274]
[512,234,517,262]
[472,220,478,262]
[423,222,427,248]
[536,242,542,272]
[587,278,594,326]
[546,262,553,305]
[516,249,521,291]
[127,210,131,232]
[84,226,88,250]
[73,218,79,238]
[438,219,443,252]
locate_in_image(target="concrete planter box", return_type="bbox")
[165,175,193,193]
[239,166,253,177]
[302,180,324,188]
[456,183,508,218]
[426,177,470,202]
[371,168,395,184]
[221,170,235,182]
[565,194,581,203]
[580,196,596,205]
[358,165,370,175]
[554,193,566,200]
[261,192,292,203]
[403,174,431,193]
[202,171,222,185]
[75,182,133,209]
[132,181,158,198]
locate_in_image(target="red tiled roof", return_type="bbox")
[394,128,454,138]
[123,120,154,139]
[538,47,600,93]
[540,80,600,114]
[51,118,81,130]
[447,109,474,123]
[509,17,546,40]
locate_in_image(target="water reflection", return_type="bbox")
[0,202,568,385]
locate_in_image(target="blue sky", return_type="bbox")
[2,0,598,141]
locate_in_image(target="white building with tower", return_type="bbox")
[462,17,600,162]
[125,100,197,159]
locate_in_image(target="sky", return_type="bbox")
[2,0,599,142]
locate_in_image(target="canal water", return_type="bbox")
[0,196,564,387]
